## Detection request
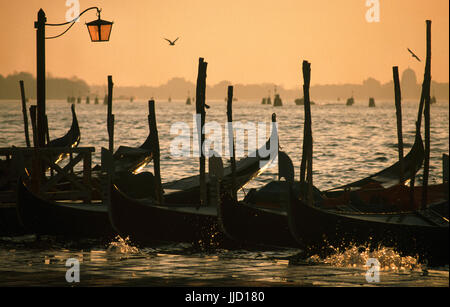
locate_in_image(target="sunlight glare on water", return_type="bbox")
[308,244,423,272]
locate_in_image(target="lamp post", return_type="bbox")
[34,7,113,148]
[35,9,46,148]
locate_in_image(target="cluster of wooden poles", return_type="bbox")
[14,21,435,211]
[294,21,434,209]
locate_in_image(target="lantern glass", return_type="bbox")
[86,18,113,42]
[100,23,112,41]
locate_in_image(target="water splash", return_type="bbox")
[107,236,139,255]
[308,244,423,272]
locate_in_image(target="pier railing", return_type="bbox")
[0,147,96,204]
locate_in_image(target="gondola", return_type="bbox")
[16,177,114,238]
[47,104,81,149]
[0,105,81,236]
[14,132,155,238]
[287,182,449,265]
[0,104,80,191]
[91,132,153,174]
[218,131,426,249]
[109,182,227,246]
[324,131,424,195]
[220,170,448,260]
[160,117,279,204]
[218,152,300,248]
[13,111,153,238]
[44,104,81,166]
[107,116,279,246]
[218,90,428,250]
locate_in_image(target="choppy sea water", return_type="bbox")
[0,98,448,287]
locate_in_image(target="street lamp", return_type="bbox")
[34,7,113,148]
[86,10,114,42]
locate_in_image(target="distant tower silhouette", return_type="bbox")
[401,67,419,98]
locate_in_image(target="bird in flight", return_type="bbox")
[407,48,421,62]
[164,37,179,46]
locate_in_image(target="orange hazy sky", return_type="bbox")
[0,0,448,88]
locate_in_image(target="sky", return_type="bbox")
[0,0,448,88]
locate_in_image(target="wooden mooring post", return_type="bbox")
[29,105,38,148]
[195,58,208,206]
[226,85,237,200]
[421,20,432,210]
[300,60,313,205]
[107,75,115,153]
[209,156,224,208]
[19,80,31,147]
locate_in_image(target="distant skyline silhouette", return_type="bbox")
[1,68,448,101]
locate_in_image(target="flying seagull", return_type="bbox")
[407,48,421,62]
[164,37,179,46]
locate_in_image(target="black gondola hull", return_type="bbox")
[109,184,231,246]
[219,183,298,248]
[287,197,449,265]
[16,179,114,238]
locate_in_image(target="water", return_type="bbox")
[0,98,448,287]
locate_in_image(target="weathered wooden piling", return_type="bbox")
[29,105,38,147]
[209,156,223,208]
[43,114,52,176]
[19,81,31,147]
[300,61,312,181]
[44,115,50,146]
[195,58,208,206]
[209,155,224,213]
[148,100,163,204]
[101,146,114,210]
[300,60,313,205]
[107,75,115,153]
[421,20,432,210]
[392,66,404,183]
[36,9,46,149]
[226,85,237,200]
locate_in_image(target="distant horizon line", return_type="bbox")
[2,70,449,89]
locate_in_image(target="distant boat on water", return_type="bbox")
[346,96,355,106]
[273,93,283,107]
[368,97,375,107]
[294,98,315,105]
